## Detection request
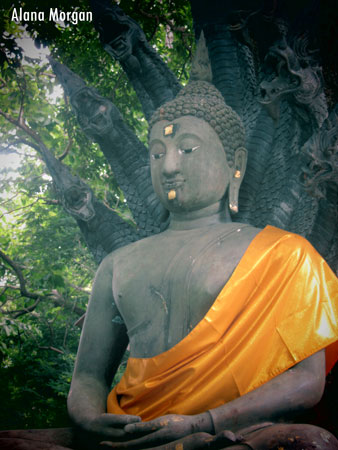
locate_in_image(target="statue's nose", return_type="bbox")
[162,149,180,176]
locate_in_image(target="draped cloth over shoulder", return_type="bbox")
[107,226,338,421]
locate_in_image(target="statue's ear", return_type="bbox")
[228,147,247,214]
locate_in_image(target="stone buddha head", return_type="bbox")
[148,80,247,216]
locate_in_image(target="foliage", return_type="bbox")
[0,161,95,427]
[0,331,75,429]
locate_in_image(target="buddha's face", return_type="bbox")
[149,116,230,213]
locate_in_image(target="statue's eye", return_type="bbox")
[150,141,165,160]
[178,145,200,155]
[151,153,165,160]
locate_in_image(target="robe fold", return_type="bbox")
[107,226,338,421]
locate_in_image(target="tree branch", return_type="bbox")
[18,86,25,127]
[0,138,41,157]
[14,138,43,155]
[58,135,73,161]
[137,5,192,54]
[0,198,40,219]
[0,250,86,318]
[0,196,59,219]
[49,289,86,316]
[0,193,21,207]
[74,313,86,328]
[40,72,56,79]
[0,249,39,301]
[16,66,28,127]
[9,298,41,319]
[111,71,126,101]
[0,108,47,151]
[0,285,8,297]
[42,198,60,205]
[0,77,6,89]
[38,346,64,354]
[69,283,91,294]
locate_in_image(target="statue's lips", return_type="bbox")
[163,180,185,190]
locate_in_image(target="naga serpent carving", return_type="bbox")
[47,0,337,274]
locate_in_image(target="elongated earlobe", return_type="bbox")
[228,147,247,214]
[229,185,239,213]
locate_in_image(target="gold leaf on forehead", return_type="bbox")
[164,124,174,135]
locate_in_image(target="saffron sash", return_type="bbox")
[107,226,338,420]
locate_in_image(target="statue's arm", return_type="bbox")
[113,350,326,447]
[206,348,326,433]
[67,254,140,443]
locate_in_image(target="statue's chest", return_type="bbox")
[113,225,253,356]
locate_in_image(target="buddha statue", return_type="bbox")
[66,75,338,450]
[1,32,337,450]
[2,44,336,450]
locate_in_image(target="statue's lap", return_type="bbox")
[1,424,338,449]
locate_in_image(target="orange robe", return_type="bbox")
[107,226,338,421]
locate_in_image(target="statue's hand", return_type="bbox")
[82,413,141,441]
[99,413,212,448]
